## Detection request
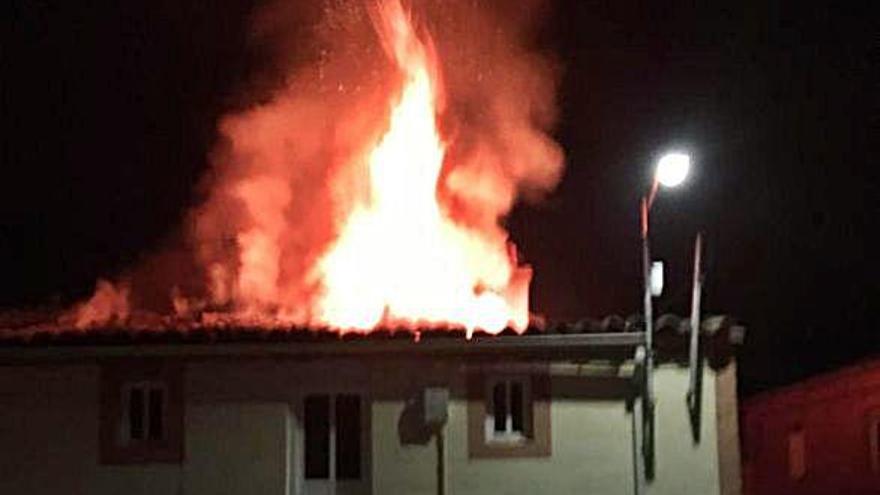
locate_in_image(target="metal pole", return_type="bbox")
[686,232,704,441]
[640,198,653,401]
[436,427,446,495]
[631,346,647,495]
[687,232,703,403]
[631,396,644,495]
[640,195,655,479]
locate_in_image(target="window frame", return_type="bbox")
[484,376,532,445]
[467,370,551,458]
[121,381,168,444]
[99,359,183,464]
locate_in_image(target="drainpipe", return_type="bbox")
[631,346,647,495]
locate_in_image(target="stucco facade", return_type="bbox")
[0,353,739,495]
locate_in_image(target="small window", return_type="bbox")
[787,427,806,480]
[304,394,362,481]
[467,372,551,458]
[486,378,530,443]
[99,360,182,464]
[123,382,166,443]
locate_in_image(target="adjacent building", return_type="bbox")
[741,358,880,495]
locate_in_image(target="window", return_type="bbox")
[787,427,806,480]
[99,360,183,464]
[304,394,362,481]
[486,378,530,443]
[869,411,880,473]
[123,382,166,442]
[467,372,551,458]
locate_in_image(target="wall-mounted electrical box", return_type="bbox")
[423,387,449,427]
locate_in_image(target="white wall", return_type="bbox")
[0,359,729,495]
[184,402,290,495]
[371,396,636,495]
[652,364,721,495]
[0,365,182,495]
[369,363,722,495]
[0,364,289,495]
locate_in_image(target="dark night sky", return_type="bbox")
[1,1,876,395]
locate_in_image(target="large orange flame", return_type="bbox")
[314,0,529,335]
[61,0,562,335]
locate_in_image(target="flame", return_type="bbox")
[58,0,563,334]
[314,0,528,335]
[67,279,130,329]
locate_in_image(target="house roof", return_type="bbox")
[741,356,880,413]
[0,313,743,367]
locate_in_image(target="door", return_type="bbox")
[302,394,370,495]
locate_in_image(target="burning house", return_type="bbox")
[0,316,742,495]
[1,1,743,494]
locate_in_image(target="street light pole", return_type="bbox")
[641,179,659,398]
[641,195,653,402]
[640,180,658,481]
[635,151,690,485]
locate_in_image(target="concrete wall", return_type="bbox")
[0,359,733,495]
[184,402,290,495]
[372,391,636,494]
[369,362,724,495]
[651,364,722,495]
[369,361,636,495]
[0,364,289,495]
[0,365,182,495]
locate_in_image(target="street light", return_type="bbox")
[641,151,690,373]
[637,151,692,487]
[655,152,691,187]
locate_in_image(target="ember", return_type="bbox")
[66,0,563,336]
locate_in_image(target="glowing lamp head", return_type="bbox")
[655,152,691,188]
